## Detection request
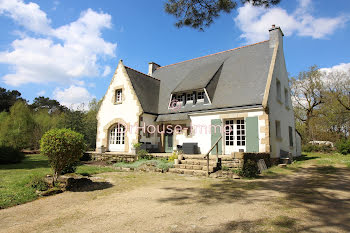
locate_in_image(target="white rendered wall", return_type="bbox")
[267,42,298,158]
[173,109,267,154]
[96,62,142,153]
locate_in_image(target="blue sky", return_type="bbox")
[0,0,349,108]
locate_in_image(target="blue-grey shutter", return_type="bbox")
[246,117,259,152]
[211,119,222,155]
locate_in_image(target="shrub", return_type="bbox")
[61,161,79,174]
[28,175,49,191]
[40,128,85,183]
[336,139,350,155]
[137,149,153,160]
[239,159,259,178]
[168,151,178,162]
[302,144,333,153]
[0,145,25,164]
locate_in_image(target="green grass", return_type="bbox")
[0,154,116,209]
[114,159,174,171]
[262,152,350,177]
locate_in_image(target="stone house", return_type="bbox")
[96,26,302,160]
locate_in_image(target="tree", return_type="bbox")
[83,99,101,150]
[0,101,35,149]
[31,96,67,113]
[164,0,280,30]
[31,109,63,149]
[40,128,85,184]
[291,66,324,142]
[0,87,26,112]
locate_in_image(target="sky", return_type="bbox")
[0,0,349,109]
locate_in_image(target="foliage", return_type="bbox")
[137,149,153,160]
[0,154,117,209]
[61,161,79,174]
[291,67,350,144]
[239,159,259,178]
[30,96,67,113]
[164,0,280,30]
[132,142,142,149]
[114,158,174,171]
[335,139,350,155]
[0,87,26,112]
[0,145,25,164]
[28,175,49,191]
[168,151,178,162]
[0,101,36,149]
[40,128,85,183]
[302,144,333,153]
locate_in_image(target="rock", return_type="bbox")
[41,188,63,196]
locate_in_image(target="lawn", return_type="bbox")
[0,154,115,209]
[262,152,350,177]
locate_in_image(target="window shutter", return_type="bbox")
[246,117,259,152]
[210,119,222,155]
[193,91,197,104]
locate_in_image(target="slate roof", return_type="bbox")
[152,40,274,115]
[124,40,274,118]
[125,66,160,114]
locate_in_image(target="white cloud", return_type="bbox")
[53,85,95,110]
[320,63,350,73]
[37,90,46,96]
[0,0,51,34]
[235,0,348,43]
[102,66,111,77]
[0,0,117,86]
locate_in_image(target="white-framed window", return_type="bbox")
[236,119,246,146]
[276,79,281,102]
[197,91,205,101]
[186,93,193,102]
[275,120,281,138]
[224,119,245,146]
[176,94,183,103]
[109,124,125,145]
[284,88,289,107]
[115,89,122,104]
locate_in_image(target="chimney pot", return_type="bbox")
[148,62,161,76]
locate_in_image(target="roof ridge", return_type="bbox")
[124,66,160,81]
[157,40,269,70]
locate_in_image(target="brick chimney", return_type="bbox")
[269,25,284,48]
[148,62,161,76]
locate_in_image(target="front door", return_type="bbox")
[108,124,125,152]
[224,119,246,154]
[164,132,173,153]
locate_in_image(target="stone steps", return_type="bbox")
[180,159,217,166]
[168,168,208,176]
[174,164,216,172]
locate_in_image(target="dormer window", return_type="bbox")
[115,89,122,104]
[197,91,205,101]
[186,93,193,102]
[176,94,183,103]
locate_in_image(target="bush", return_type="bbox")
[61,161,79,174]
[137,149,153,160]
[302,144,333,153]
[168,152,178,162]
[28,175,49,191]
[40,128,85,183]
[336,139,350,155]
[239,159,259,178]
[0,145,25,164]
